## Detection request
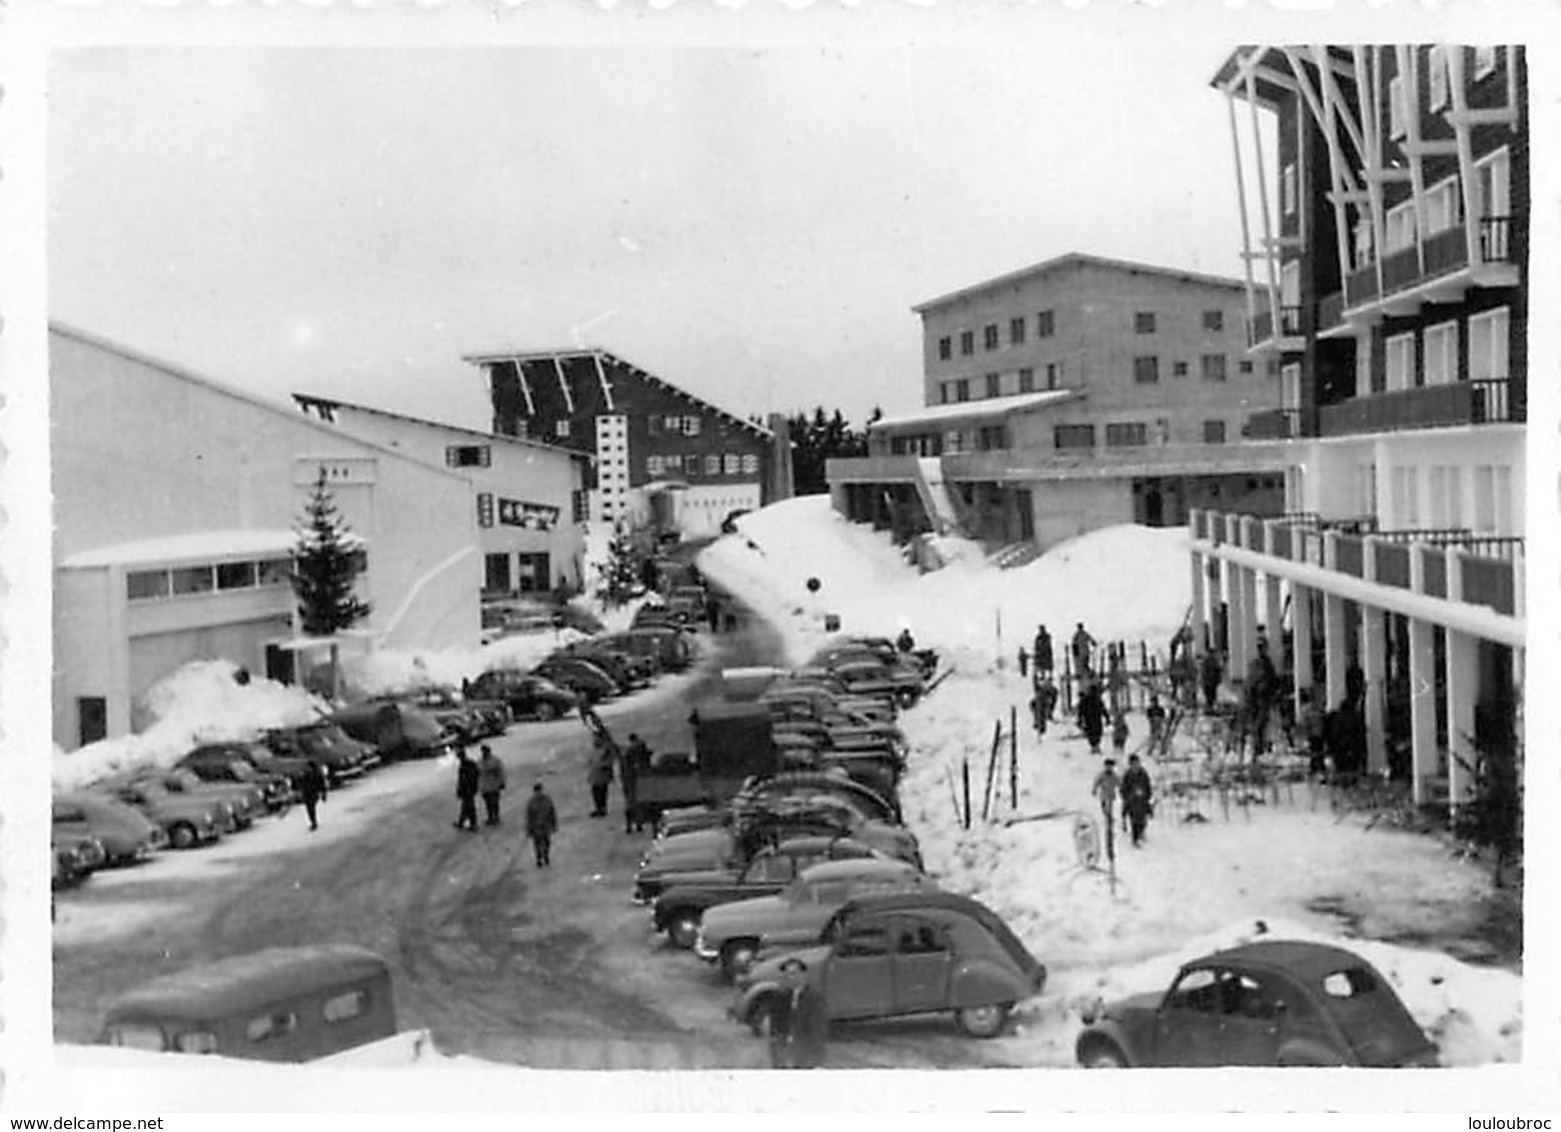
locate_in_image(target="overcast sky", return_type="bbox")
[48,29,1284,430]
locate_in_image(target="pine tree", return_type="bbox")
[293,468,371,636]
[597,525,644,607]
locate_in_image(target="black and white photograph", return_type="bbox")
[1,0,1556,1116]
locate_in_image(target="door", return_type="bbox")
[77,697,107,746]
[1152,967,1226,1066]
[484,553,512,594]
[265,645,294,686]
[890,916,953,1015]
[822,917,896,1020]
[1211,970,1285,1066]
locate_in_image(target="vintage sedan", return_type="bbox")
[177,744,294,810]
[532,657,620,704]
[467,670,578,722]
[262,722,381,785]
[87,779,225,849]
[651,835,882,949]
[129,767,265,829]
[696,858,936,982]
[52,793,166,864]
[1074,940,1440,1068]
[733,890,1046,1039]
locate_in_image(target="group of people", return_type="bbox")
[588,727,654,834]
[452,744,559,866]
[1091,754,1156,848]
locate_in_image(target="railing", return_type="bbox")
[1382,244,1422,292]
[1457,535,1525,562]
[1373,542,1411,588]
[1243,408,1300,440]
[1317,291,1344,331]
[1344,263,1379,308]
[1269,525,1291,559]
[1376,527,1474,545]
[1250,305,1305,347]
[1422,226,1468,277]
[1340,216,1512,314]
[1462,555,1517,616]
[1480,215,1511,262]
[1334,534,1365,578]
[1422,548,1447,598]
[1317,379,1514,436]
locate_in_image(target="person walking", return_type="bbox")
[1106,645,1127,716]
[622,733,652,833]
[1199,649,1224,713]
[1120,754,1154,847]
[477,745,507,826]
[1029,687,1047,737]
[1078,680,1107,755]
[896,626,916,654]
[1145,694,1167,745]
[1037,673,1059,725]
[298,758,328,832]
[453,747,480,831]
[1071,623,1096,678]
[1091,758,1120,829]
[1110,710,1130,757]
[587,745,614,818]
[1245,640,1278,756]
[524,782,558,866]
[1034,625,1054,677]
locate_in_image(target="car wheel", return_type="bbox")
[667,911,701,950]
[897,689,919,709]
[534,702,558,722]
[1078,1039,1128,1068]
[721,940,760,983]
[169,822,198,850]
[954,1002,1010,1038]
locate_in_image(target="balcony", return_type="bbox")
[1342,216,1518,322]
[1248,303,1305,352]
[1316,379,1515,437]
[1316,291,1346,338]
[1243,408,1300,440]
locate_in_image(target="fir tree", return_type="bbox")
[597,525,645,607]
[293,468,371,636]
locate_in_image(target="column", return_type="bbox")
[1321,530,1346,710]
[1292,583,1315,709]
[1360,538,1386,774]
[1444,549,1478,819]
[1234,563,1259,678]
[1263,573,1283,655]
[1189,545,1206,659]
[1405,545,1437,806]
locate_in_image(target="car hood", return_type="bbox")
[701,893,822,942]
[1091,990,1162,1024]
[652,866,739,891]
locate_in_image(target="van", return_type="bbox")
[97,945,396,1062]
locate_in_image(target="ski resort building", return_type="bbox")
[1191,44,1526,815]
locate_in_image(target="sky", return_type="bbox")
[48,26,1287,431]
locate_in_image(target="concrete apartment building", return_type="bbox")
[1193,44,1526,815]
[828,254,1291,552]
[51,326,483,748]
[463,348,788,540]
[293,394,588,597]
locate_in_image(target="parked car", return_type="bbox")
[734,770,901,826]
[818,656,925,709]
[652,835,884,949]
[481,600,557,645]
[330,699,457,761]
[53,832,108,889]
[732,890,1047,1039]
[129,767,265,829]
[262,722,380,786]
[668,585,707,625]
[98,945,397,1062]
[603,628,693,674]
[177,744,294,810]
[1074,940,1440,1068]
[632,603,683,632]
[52,793,166,864]
[89,779,226,849]
[696,857,937,981]
[467,670,579,721]
[365,686,493,743]
[552,644,648,693]
[533,657,620,703]
[764,682,897,725]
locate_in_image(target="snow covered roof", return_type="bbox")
[290,393,584,460]
[62,530,298,569]
[870,389,1082,431]
[912,251,1245,313]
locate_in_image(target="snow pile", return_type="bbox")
[53,660,328,792]
[698,496,1522,1067]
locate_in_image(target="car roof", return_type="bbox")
[797,857,918,883]
[104,946,390,1024]
[835,890,1041,976]
[1192,939,1380,979]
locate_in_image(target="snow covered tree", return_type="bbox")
[597,525,644,607]
[292,468,371,636]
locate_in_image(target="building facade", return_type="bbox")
[463,348,783,539]
[1196,44,1526,813]
[293,395,588,597]
[829,254,1290,551]
[52,326,482,748]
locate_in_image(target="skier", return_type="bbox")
[1077,681,1107,755]
[1119,754,1154,847]
[1036,674,1059,725]
[587,745,614,818]
[1091,758,1120,827]
[1110,710,1130,756]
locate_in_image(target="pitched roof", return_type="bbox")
[291,393,583,459]
[459,346,774,439]
[912,252,1245,314]
[870,389,1082,431]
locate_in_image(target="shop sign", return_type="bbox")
[498,498,560,531]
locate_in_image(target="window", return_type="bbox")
[322,990,368,1023]
[1203,420,1227,444]
[258,559,291,587]
[127,570,170,601]
[1009,317,1026,346]
[1468,307,1510,381]
[1353,217,1375,270]
[553,420,570,439]
[216,561,257,590]
[1203,310,1224,332]
[938,336,952,361]
[1166,968,1221,1013]
[1172,361,1189,378]
[1054,424,1096,450]
[1037,310,1055,338]
[896,922,949,955]
[1424,321,1458,385]
[955,379,970,403]
[939,382,951,405]
[1200,354,1227,382]
[1045,363,1060,390]
[1133,356,1159,384]
[171,566,215,596]
[1393,466,1421,526]
[1474,45,1499,78]
[741,453,759,474]
[1105,422,1147,448]
[1321,967,1379,999]
[646,455,665,477]
[1429,46,1450,109]
[1238,359,1254,374]
[1386,333,1415,392]
[1385,201,1417,253]
[837,923,893,957]
[701,454,717,476]
[647,414,660,435]
[723,453,740,475]
[682,416,702,437]
[985,373,1001,398]
[983,324,999,351]
[102,1024,167,1052]
[1281,163,1297,216]
[245,1010,299,1044]
[959,330,974,356]
[1425,178,1461,234]
[445,444,491,468]
[1018,367,1035,393]
[1135,311,1156,334]
[744,854,796,883]
[1388,73,1407,139]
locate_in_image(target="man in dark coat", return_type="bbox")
[1037,674,1059,725]
[1071,623,1095,678]
[769,959,828,1069]
[1120,754,1154,847]
[1078,681,1107,755]
[622,733,652,833]
[588,744,614,817]
[298,759,328,831]
[525,782,558,866]
[477,745,507,826]
[453,747,480,831]
[1034,625,1054,676]
[1200,650,1224,712]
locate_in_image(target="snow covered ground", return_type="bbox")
[696,496,1522,1068]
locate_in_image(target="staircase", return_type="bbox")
[913,457,965,537]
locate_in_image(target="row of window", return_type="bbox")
[646,452,760,478]
[935,309,1231,360]
[125,556,297,602]
[1388,46,1504,142]
[646,414,704,437]
[1055,420,1229,450]
[1350,460,1514,534]
[1380,306,1509,393]
[935,355,1265,403]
